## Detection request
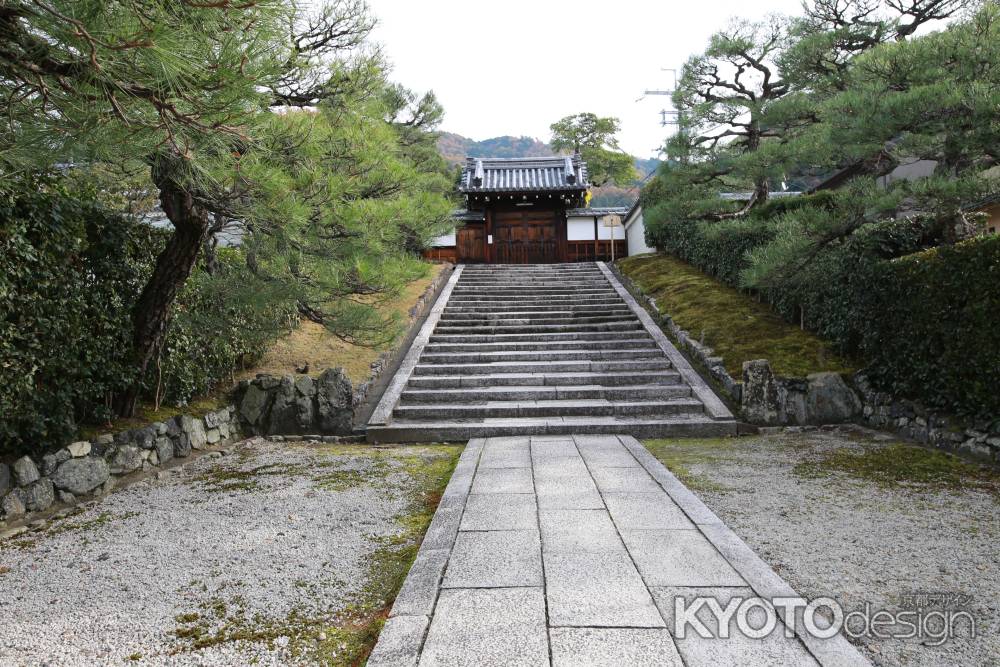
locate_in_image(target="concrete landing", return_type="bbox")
[368,435,870,667]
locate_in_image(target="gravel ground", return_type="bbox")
[0,439,460,666]
[645,427,1000,667]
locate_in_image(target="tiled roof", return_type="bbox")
[460,155,588,193]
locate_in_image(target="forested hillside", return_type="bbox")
[438,132,659,206]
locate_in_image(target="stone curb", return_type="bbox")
[597,262,734,423]
[618,435,872,667]
[367,437,484,666]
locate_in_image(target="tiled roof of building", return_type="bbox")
[460,155,588,193]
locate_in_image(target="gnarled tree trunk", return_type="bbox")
[116,160,210,416]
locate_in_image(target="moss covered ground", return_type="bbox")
[618,254,854,378]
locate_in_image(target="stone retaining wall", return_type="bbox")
[0,406,240,528]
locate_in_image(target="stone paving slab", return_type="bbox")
[371,434,871,666]
[544,549,666,627]
[442,529,543,588]
[420,588,549,667]
[549,627,685,667]
[461,493,537,531]
[622,529,747,587]
[539,509,623,553]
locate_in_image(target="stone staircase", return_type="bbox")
[366,262,736,442]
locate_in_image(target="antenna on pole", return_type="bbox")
[638,68,680,128]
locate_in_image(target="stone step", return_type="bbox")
[450,289,616,298]
[428,330,649,344]
[405,370,684,389]
[424,338,655,353]
[442,307,632,316]
[438,314,635,326]
[411,359,672,377]
[367,415,738,443]
[446,297,623,306]
[393,398,704,419]
[456,277,608,284]
[398,384,693,403]
[418,348,665,364]
[444,302,632,317]
[433,321,644,335]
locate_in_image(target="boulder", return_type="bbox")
[239,384,272,428]
[804,373,861,424]
[294,375,315,431]
[154,437,174,465]
[1,490,25,519]
[67,441,92,458]
[22,478,55,512]
[133,426,158,450]
[188,419,207,450]
[41,448,71,476]
[316,368,353,434]
[109,445,143,475]
[172,433,192,458]
[58,490,77,506]
[0,463,9,497]
[12,456,40,487]
[91,434,114,456]
[206,428,221,444]
[741,360,780,425]
[268,376,301,434]
[168,415,206,450]
[51,458,110,495]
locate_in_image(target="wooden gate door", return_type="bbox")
[456,225,485,263]
[493,211,561,264]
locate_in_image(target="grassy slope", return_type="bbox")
[240,263,445,384]
[617,253,853,378]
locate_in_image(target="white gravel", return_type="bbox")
[0,440,453,666]
[647,427,1000,667]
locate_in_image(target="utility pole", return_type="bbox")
[638,68,680,151]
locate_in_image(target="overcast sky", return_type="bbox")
[366,0,805,157]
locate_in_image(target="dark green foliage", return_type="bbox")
[0,189,294,454]
[862,237,1000,418]
[643,193,997,417]
[157,250,296,407]
[0,190,152,453]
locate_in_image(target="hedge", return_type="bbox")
[863,237,1000,418]
[0,191,294,455]
[644,204,1000,419]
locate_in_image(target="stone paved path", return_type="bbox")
[368,435,870,666]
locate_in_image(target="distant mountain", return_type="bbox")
[438,132,660,207]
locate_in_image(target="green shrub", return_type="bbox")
[0,189,295,455]
[641,189,996,417]
[0,191,156,453]
[862,236,1000,418]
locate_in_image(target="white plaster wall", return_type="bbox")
[567,217,595,241]
[625,210,656,256]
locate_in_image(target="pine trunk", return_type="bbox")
[116,167,210,416]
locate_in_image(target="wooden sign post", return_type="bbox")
[602,214,623,262]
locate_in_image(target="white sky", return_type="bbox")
[366,0,805,157]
